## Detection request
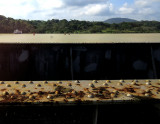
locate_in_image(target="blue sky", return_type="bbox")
[0,0,160,21]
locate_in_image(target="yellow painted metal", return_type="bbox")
[0,34,160,43]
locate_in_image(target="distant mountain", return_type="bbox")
[104,18,137,24]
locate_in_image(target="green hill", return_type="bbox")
[104,18,137,24]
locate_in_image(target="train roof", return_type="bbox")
[0,33,160,44]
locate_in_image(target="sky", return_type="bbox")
[0,0,160,21]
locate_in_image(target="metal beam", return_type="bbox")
[0,80,160,104]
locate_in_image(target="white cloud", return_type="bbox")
[62,0,108,6]
[37,0,64,10]
[135,0,160,7]
[119,3,134,14]
[138,8,154,15]
[80,3,113,16]
[135,0,148,7]
[0,0,36,19]
[115,0,160,21]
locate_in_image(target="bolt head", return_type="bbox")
[117,82,123,86]
[113,90,119,94]
[15,81,19,84]
[71,90,77,94]
[53,84,57,87]
[146,80,151,82]
[57,81,62,84]
[10,95,16,99]
[126,93,132,97]
[106,80,111,83]
[88,94,94,98]
[103,83,108,86]
[21,92,26,95]
[36,84,41,87]
[145,93,150,97]
[89,83,94,88]
[67,83,72,86]
[146,82,151,85]
[29,95,35,99]
[92,80,98,83]
[111,93,116,98]
[1,81,5,84]
[3,91,9,95]
[6,84,11,87]
[75,80,80,83]
[145,89,150,93]
[22,84,26,88]
[29,81,33,84]
[55,91,59,95]
[47,94,54,99]
[133,80,138,82]
[131,82,136,85]
[44,81,48,84]
[120,80,124,83]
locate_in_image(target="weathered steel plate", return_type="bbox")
[0,80,160,104]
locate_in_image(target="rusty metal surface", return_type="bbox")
[0,80,160,104]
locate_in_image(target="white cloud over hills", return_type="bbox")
[0,0,159,21]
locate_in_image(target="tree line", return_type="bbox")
[0,15,160,33]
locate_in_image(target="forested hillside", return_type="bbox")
[0,15,34,33]
[0,15,160,33]
[104,18,137,24]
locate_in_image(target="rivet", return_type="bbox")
[103,83,108,86]
[44,81,48,84]
[36,84,41,87]
[146,80,151,82]
[93,80,98,83]
[89,83,94,88]
[106,80,111,83]
[57,81,62,84]
[75,80,80,83]
[15,81,19,84]
[145,93,150,97]
[117,82,123,86]
[1,81,5,84]
[111,93,116,98]
[11,95,16,99]
[21,92,26,95]
[47,94,54,99]
[67,83,72,86]
[71,90,77,94]
[53,84,57,87]
[55,91,59,95]
[22,84,26,88]
[133,80,138,82]
[113,90,119,94]
[29,81,33,84]
[120,80,124,83]
[146,82,151,85]
[6,84,11,87]
[3,91,9,95]
[126,93,132,97]
[88,94,94,98]
[29,95,35,99]
[131,82,136,85]
[145,89,150,93]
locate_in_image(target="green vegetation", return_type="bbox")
[0,15,160,33]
